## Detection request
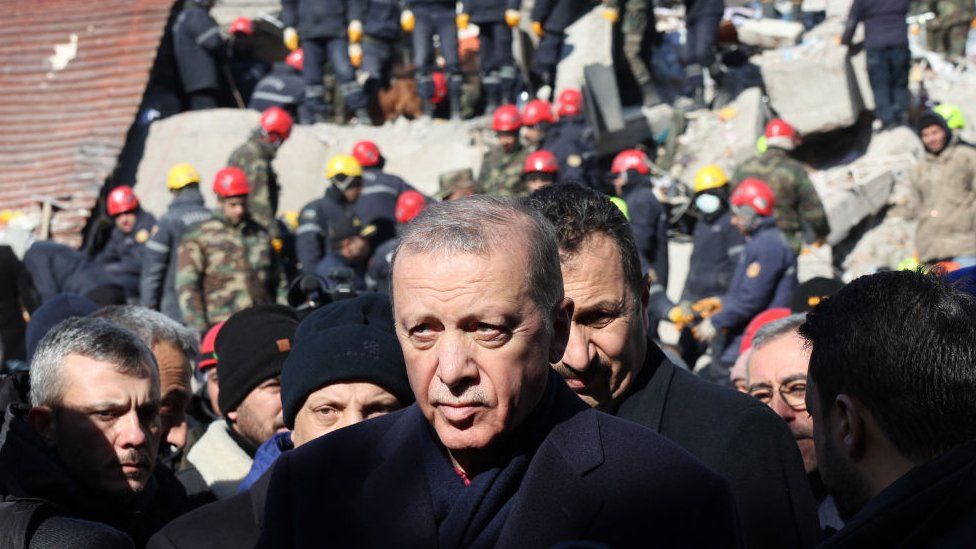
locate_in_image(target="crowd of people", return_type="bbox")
[3,0,976,547]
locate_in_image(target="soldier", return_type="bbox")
[367,190,426,293]
[296,155,365,274]
[523,149,559,193]
[141,163,213,322]
[249,49,306,118]
[176,167,286,334]
[692,178,797,384]
[226,106,294,236]
[435,168,478,200]
[609,150,669,289]
[667,165,745,367]
[350,140,425,247]
[172,0,225,109]
[281,0,370,124]
[924,0,976,57]
[602,0,665,107]
[521,99,554,149]
[478,105,532,197]
[544,88,599,187]
[733,118,829,252]
[460,0,521,110]
[95,186,157,300]
[530,0,593,97]
[359,0,404,106]
[401,0,463,119]
[314,212,375,292]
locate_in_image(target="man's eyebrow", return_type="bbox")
[576,299,627,314]
[781,374,808,385]
[747,382,773,391]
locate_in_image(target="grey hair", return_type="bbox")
[390,195,564,329]
[751,313,808,351]
[92,305,198,362]
[30,317,159,408]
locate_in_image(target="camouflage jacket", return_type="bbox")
[732,148,830,251]
[477,145,531,198]
[175,211,286,333]
[227,133,280,234]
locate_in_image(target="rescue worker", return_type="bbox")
[226,106,294,236]
[602,0,664,107]
[176,167,286,334]
[523,149,559,193]
[350,140,424,247]
[435,168,478,201]
[94,186,157,299]
[667,165,745,367]
[478,105,532,197]
[680,0,725,107]
[402,0,463,119]
[692,177,797,384]
[227,16,269,105]
[173,0,225,110]
[924,0,976,58]
[733,118,830,253]
[281,0,370,124]
[934,103,972,146]
[367,190,426,293]
[530,0,592,97]
[522,99,554,149]
[314,212,375,292]
[359,0,404,105]
[610,149,669,288]
[140,163,213,322]
[249,49,306,118]
[296,155,365,274]
[543,88,599,187]
[460,0,521,110]
[902,110,976,265]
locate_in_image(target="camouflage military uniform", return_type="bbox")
[924,0,975,57]
[477,145,531,197]
[175,210,286,333]
[732,148,830,252]
[607,0,654,91]
[226,132,280,236]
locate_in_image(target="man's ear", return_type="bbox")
[225,409,238,423]
[834,394,866,462]
[27,406,57,445]
[548,297,574,364]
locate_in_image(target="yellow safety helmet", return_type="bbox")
[609,196,629,220]
[325,154,363,180]
[934,103,966,130]
[693,165,729,194]
[167,163,201,191]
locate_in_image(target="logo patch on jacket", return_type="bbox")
[135,229,150,244]
[746,262,761,278]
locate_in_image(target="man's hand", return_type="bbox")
[692,296,723,317]
[401,10,415,33]
[456,13,470,30]
[349,43,363,68]
[602,7,619,23]
[692,318,718,343]
[532,21,544,37]
[668,303,696,327]
[505,9,521,27]
[348,20,363,43]
[283,27,299,50]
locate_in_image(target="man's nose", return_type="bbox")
[117,410,149,448]
[436,333,477,387]
[772,392,796,422]
[561,323,595,372]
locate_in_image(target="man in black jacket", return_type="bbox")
[402,0,464,119]
[841,0,909,129]
[461,0,521,109]
[800,270,976,547]
[530,0,593,95]
[359,0,403,106]
[172,0,225,110]
[528,184,823,549]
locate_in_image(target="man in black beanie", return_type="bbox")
[176,304,297,504]
[149,294,412,548]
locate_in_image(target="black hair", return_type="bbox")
[799,269,976,463]
[525,184,643,299]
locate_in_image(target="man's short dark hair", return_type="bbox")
[526,184,643,299]
[799,270,976,463]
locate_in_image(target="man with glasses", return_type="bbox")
[747,313,844,534]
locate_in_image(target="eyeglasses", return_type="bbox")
[748,380,807,412]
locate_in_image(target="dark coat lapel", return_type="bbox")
[615,343,675,433]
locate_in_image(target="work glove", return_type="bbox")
[692,296,723,317]
[505,9,521,27]
[692,317,718,343]
[532,21,544,37]
[401,10,415,33]
[456,13,470,30]
[601,7,619,23]
[667,302,695,327]
[283,27,299,50]
[348,20,363,43]
[349,43,363,68]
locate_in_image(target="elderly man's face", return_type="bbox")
[557,234,647,411]
[33,354,161,499]
[393,247,569,456]
[152,341,192,450]
[748,332,816,473]
[291,381,402,447]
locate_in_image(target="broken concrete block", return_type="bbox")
[797,243,835,283]
[555,7,613,96]
[842,216,917,280]
[736,18,805,49]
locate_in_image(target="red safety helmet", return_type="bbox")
[731,178,775,216]
[764,118,798,141]
[198,321,225,371]
[285,48,304,72]
[522,99,554,126]
[556,88,583,117]
[492,104,522,132]
[432,72,448,105]
[106,185,139,216]
[230,16,254,36]
[524,150,559,174]
[352,140,382,167]
[610,149,651,175]
[395,190,426,224]
[213,167,251,198]
[260,106,293,141]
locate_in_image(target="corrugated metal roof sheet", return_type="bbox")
[0,0,174,246]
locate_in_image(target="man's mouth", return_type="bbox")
[436,402,483,423]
